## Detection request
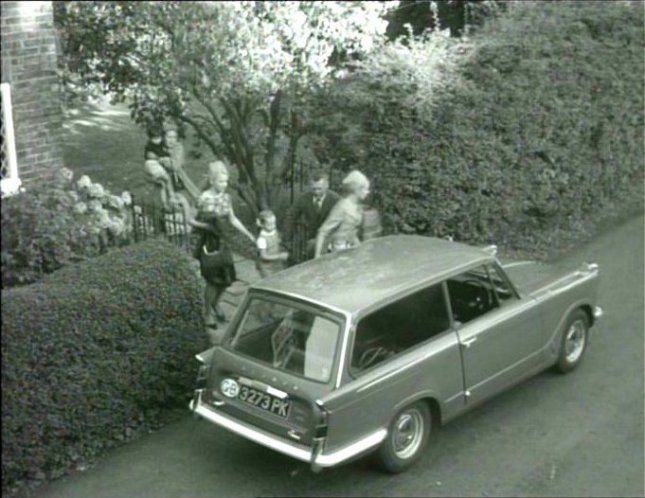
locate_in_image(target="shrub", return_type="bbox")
[315,1,644,255]
[1,239,207,493]
[1,169,134,289]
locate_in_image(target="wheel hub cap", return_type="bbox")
[565,319,586,363]
[393,409,424,459]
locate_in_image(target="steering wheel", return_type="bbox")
[463,278,494,312]
[357,346,394,371]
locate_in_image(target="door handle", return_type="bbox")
[461,337,478,348]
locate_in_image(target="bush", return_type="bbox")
[315,1,644,255]
[1,169,134,289]
[1,239,207,493]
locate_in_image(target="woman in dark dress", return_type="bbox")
[189,161,255,330]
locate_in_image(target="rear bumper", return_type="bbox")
[190,390,386,471]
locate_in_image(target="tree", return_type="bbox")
[384,0,508,40]
[54,1,397,214]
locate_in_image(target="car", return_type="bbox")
[189,235,602,473]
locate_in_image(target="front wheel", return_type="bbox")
[555,309,589,373]
[376,401,430,473]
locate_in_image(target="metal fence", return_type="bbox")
[129,196,194,252]
[126,172,382,266]
[127,195,312,264]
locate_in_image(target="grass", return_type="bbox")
[61,95,217,203]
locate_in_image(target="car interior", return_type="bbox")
[446,265,514,324]
[351,283,450,372]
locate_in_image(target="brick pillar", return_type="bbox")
[1,1,64,185]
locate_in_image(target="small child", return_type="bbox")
[256,210,289,279]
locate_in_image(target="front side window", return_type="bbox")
[446,264,514,324]
[230,297,341,383]
[351,283,451,373]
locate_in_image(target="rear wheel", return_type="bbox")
[376,401,430,473]
[555,309,589,373]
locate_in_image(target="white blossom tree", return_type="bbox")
[55,1,398,212]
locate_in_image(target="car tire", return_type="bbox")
[376,401,431,473]
[555,309,589,373]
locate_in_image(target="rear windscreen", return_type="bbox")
[230,297,341,383]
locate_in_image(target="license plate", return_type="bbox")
[238,385,290,418]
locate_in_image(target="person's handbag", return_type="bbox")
[199,244,232,277]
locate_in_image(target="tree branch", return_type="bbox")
[177,114,219,158]
[264,90,283,206]
[219,96,263,203]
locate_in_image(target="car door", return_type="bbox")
[446,263,544,405]
[320,283,464,455]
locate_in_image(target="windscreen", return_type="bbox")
[230,297,341,383]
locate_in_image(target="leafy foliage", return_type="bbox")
[1,239,206,493]
[54,1,398,213]
[1,169,134,289]
[315,0,644,256]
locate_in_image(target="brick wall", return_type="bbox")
[1,1,63,185]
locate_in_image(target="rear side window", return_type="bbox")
[351,283,450,373]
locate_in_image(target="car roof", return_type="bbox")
[251,235,492,316]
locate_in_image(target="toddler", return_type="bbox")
[256,210,289,279]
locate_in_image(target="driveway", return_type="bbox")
[33,215,644,498]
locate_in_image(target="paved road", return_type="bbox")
[34,216,644,498]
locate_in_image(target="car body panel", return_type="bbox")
[320,328,465,453]
[191,235,602,471]
[455,297,545,404]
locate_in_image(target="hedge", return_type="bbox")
[317,0,644,256]
[1,239,207,493]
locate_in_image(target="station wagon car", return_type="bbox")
[190,235,602,473]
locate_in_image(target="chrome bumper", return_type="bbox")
[189,391,386,471]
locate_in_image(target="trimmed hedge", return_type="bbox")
[1,239,207,493]
[317,1,644,257]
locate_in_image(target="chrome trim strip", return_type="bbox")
[190,396,387,468]
[530,271,597,301]
[501,261,532,268]
[356,351,433,393]
[237,376,289,399]
[445,390,465,404]
[192,399,311,462]
[459,299,536,332]
[467,347,543,392]
[251,288,352,318]
[315,428,387,466]
[266,385,288,399]
[336,320,352,388]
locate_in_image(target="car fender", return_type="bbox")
[546,299,596,357]
[390,390,442,426]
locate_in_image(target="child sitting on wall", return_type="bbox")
[143,124,174,210]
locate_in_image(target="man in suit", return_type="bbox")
[284,170,340,261]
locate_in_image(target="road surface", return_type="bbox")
[34,215,644,498]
